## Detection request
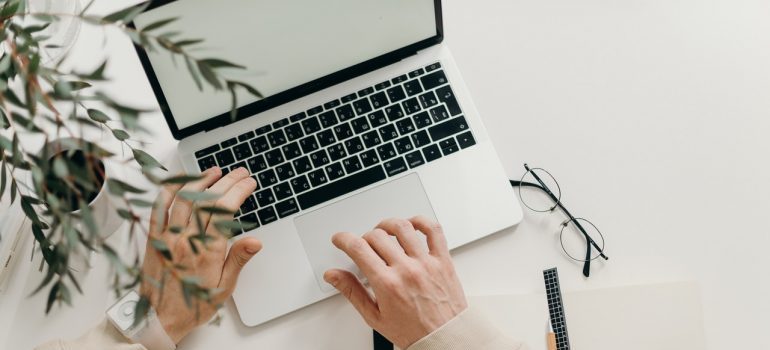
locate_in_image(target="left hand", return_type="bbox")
[139,166,262,343]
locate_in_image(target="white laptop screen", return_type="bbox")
[133,0,437,130]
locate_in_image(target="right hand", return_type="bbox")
[323,217,468,349]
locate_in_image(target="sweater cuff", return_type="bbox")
[406,307,526,350]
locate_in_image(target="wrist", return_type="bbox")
[106,291,177,350]
[157,313,188,344]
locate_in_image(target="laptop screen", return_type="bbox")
[133,0,438,132]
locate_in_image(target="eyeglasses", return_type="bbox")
[510,164,608,277]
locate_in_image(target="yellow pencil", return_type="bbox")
[546,322,557,350]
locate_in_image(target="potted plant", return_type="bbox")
[0,0,261,321]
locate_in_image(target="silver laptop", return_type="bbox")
[133,0,522,327]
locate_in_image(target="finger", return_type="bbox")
[331,232,387,279]
[202,175,258,236]
[150,181,183,237]
[409,216,449,257]
[324,269,379,325]
[168,167,222,228]
[375,218,426,257]
[217,237,262,300]
[362,228,407,265]
[205,166,251,199]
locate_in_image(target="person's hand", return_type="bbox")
[140,166,262,343]
[323,217,468,349]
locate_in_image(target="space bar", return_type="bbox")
[297,166,387,210]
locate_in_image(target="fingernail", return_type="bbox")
[245,246,259,254]
[236,167,249,175]
[323,272,337,285]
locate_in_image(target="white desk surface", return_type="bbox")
[2,0,769,349]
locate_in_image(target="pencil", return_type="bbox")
[546,322,557,350]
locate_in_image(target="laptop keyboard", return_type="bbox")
[194,62,476,235]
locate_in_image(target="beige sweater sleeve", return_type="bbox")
[407,307,528,350]
[35,319,146,350]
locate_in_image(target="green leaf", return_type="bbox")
[78,199,98,239]
[0,108,8,129]
[150,238,173,260]
[117,208,135,220]
[197,205,235,215]
[26,23,50,33]
[20,194,42,227]
[128,198,154,207]
[132,149,167,171]
[175,39,203,47]
[141,17,178,32]
[0,54,11,73]
[0,1,20,18]
[197,61,222,89]
[107,178,146,196]
[177,191,219,201]
[52,156,68,177]
[104,2,151,23]
[185,57,203,91]
[86,109,110,123]
[214,219,256,235]
[111,129,130,141]
[161,175,202,184]
[228,80,263,99]
[45,282,60,314]
[131,295,151,328]
[200,58,245,69]
[0,159,6,199]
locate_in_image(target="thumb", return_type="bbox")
[219,237,262,297]
[324,269,379,326]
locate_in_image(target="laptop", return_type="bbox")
[132,0,522,327]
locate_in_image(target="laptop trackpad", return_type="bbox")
[295,173,437,292]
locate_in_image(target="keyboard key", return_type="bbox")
[297,166,386,210]
[249,136,269,153]
[284,123,304,141]
[387,85,407,103]
[420,70,448,90]
[404,79,423,96]
[328,143,347,161]
[325,162,346,181]
[335,104,355,121]
[255,125,272,135]
[394,137,414,154]
[299,136,320,153]
[375,80,391,90]
[307,105,324,115]
[310,149,331,168]
[290,175,311,194]
[293,156,313,174]
[257,206,278,225]
[362,130,382,148]
[350,117,371,134]
[255,189,275,207]
[195,144,220,158]
[405,151,425,169]
[317,129,336,147]
[385,104,406,121]
[220,137,237,148]
[267,129,288,147]
[341,93,358,103]
[379,124,399,142]
[413,111,432,128]
[301,116,322,134]
[257,169,278,188]
[440,138,460,155]
[215,149,235,167]
[360,149,379,167]
[384,157,408,176]
[272,118,289,129]
[240,213,259,232]
[411,130,431,148]
[418,90,439,109]
[402,97,422,115]
[408,68,425,78]
[323,99,341,110]
[435,85,462,116]
[333,123,354,141]
[429,105,450,122]
[247,154,267,173]
[425,62,442,72]
[274,182,293,201]
[238,131,255,142]
[342,155,363,173]
[457,131,476,149]
[319,111,338,128]
[391,74,408,84]
[265,149,284,166]
[428,116,469,141]
[232,161,247,172]
[282,142,302,160]
[232,143,252,161]
[396,118,416,135]
[344,136,365,155]
[275,163,296,181]
[358,86,375,97]
[290,111,308,122]
[370,92,389,109]
[221,167,231,176]
[197,155,216,171]
[368,110,388,128]
[308,169,328,187]
[422,144,442,162]
[377,143,398,161]
[353,98,373,116]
